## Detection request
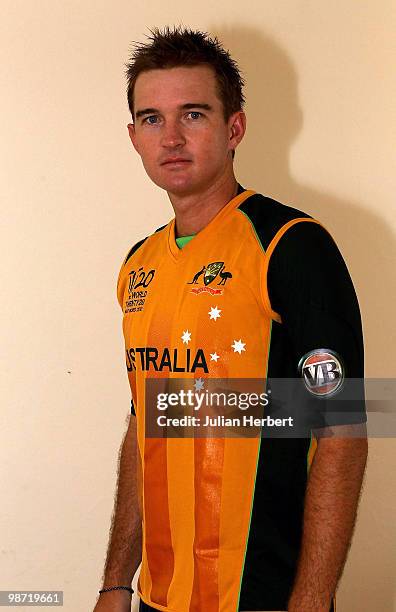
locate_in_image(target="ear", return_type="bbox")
[228,111,246,153]
[127,122,140,154]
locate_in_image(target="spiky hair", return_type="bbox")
[125,26,245,121]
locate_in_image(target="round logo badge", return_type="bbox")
[298,349,344,397]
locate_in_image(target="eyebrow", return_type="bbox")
[135,103,213,120]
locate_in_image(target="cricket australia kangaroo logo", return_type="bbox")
[188,261,233,295]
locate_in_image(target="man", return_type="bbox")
[94,27,367,612]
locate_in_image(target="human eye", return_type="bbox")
[186,111,203,120]
[142,115,160,125]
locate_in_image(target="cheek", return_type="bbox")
[138,139,158,164]
[194,129,227,158]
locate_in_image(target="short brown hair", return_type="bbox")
[125,26,245,122]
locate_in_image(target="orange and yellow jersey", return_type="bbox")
[117,186,364,612]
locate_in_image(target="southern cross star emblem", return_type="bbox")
[194,378,205,391]
[232,339,246,354]
[181,330,191,344]
[208,306,222,321]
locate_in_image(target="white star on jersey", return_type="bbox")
[210,352,220,362]
[181,330,191,344]
[208,306,222,321]
[232,339,246,354]
[194,378,205,391]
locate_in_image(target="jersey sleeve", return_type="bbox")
[116,238,147,417]
[117,260,128,310]
[116,237,149,309]
[267,220,366,429]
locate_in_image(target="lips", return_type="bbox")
[161,158,192,165]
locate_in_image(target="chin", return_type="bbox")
[151,172,198,196]
[145,162,220,197]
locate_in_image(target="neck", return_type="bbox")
[168,173,239,237]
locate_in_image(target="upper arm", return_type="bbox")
[268,221,364,373]
[267,221,366,429]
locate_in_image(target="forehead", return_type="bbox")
[134,65,221,110]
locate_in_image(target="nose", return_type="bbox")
[160,118,186,149]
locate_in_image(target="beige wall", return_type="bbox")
[1,1,395,611]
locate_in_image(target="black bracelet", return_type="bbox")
[99,586,134,595]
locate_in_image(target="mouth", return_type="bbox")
[161,158,192,167]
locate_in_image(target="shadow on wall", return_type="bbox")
[210,24,396,612]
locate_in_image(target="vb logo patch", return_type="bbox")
[188,261,233,295]
[299,349,344,396]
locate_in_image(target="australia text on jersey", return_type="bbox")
[126,346,209,373]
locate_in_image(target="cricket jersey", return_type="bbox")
[116,185,365,611]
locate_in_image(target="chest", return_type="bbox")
[121,233,272,378]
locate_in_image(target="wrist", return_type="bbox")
[99,586,133,598]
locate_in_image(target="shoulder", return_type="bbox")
[122,223,168,266]
[237,191,343,257]
[116,223,168,308]
[237,192,313,251]
[265,210,358,320]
